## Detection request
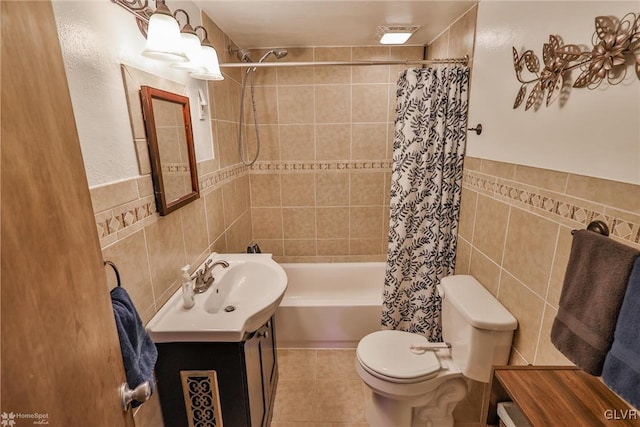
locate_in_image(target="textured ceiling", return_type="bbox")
[195,1,477,49]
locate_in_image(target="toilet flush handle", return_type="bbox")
[410,342,451,355]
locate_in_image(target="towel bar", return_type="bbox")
[571,220,609,237]
[105,260,122,287]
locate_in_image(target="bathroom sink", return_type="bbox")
[146,253,288,342]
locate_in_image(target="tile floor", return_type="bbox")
[271,348,484,427]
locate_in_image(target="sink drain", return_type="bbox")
[224,305,236,312]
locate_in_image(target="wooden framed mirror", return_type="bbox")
[140,86,199,216]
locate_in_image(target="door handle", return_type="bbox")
[120,381,151,411]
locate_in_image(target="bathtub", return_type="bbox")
[275,262,385,348]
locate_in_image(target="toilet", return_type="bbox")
[356,275,517,427]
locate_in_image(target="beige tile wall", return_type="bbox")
[424,7,487,426]
[94,14,250,316]
[88,2,640,425]
[93,167,252,314]
[426,5,477,68]
[94,164,251,427]
[246,45,425,263]
[457,157,640,368]
[90,12,252,426]
[93,6,485,425]
[428,3,638,422]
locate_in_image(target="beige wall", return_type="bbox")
[457,158,640,366]
[80,1,640,425]
[467,1,639,184]
[52,0,214,187]
[428,3,640,424]
[426,5,477,67]
[425,7,484,426]
[93,13,250,325]
[245,45,424,263]
[89,13,251,426]
[437,2,640,371]
[454,157,640,426]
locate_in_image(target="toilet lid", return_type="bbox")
[356,330,442,380]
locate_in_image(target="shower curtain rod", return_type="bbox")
[219,55,469,68]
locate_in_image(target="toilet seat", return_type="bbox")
[356,330,444,384]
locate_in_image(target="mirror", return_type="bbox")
[140,86,199,216]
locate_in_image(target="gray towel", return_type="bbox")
[111,287,158,407]
[603,257,640,409]
[551,230,639,375]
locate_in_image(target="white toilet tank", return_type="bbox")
[439,275,517,383]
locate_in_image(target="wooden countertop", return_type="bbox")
[483,366,640,426]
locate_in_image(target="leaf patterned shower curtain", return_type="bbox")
[381,66,469,341]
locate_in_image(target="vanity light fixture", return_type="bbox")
[171,9,204,72]
[378,26,420,45]
[141,1,187,62]
[111,0,224,81]
[188,27,224,81]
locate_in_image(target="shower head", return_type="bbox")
[258,48,289,63]
[237,48,252,63]
[272,49,288,59]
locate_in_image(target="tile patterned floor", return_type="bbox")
[271,348,484,427]
[271,348,368,426]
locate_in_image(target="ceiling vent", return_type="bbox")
[377,26,420,45]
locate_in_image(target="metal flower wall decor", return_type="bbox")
[513,12,640,110]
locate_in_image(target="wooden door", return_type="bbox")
[1,2,135,426]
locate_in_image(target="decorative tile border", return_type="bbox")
[199,163,249,193]
[250,160,393,173]
[96,195,157,244]
[94,163,639,249]
[463,170,640,245]
[96,164,249,245]
[96,159,391,246]
[162,163,190,174]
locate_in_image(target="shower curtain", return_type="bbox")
[381,66,469,341]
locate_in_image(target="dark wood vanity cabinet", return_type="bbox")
[154,317,278,427]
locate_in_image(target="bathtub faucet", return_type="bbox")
[193,260,230,294]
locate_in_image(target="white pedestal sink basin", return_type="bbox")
[147,253,288,342]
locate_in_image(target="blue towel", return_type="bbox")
[111,287,158,408]
[603,257,640,409]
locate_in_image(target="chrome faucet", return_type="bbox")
[193,260,230,294]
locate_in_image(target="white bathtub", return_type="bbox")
[275,262,385,348]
